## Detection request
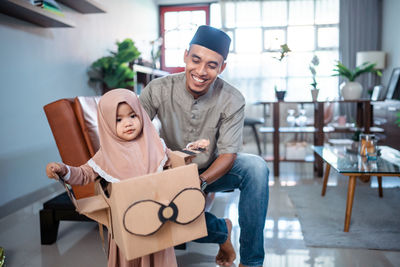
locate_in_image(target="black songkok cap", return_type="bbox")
[189,25,231,60]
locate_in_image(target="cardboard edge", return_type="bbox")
[169,150,196,168]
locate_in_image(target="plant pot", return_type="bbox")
[311,89,319,101]
[275,91,286,101]
[340,81,363,100]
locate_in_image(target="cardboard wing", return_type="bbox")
[76,194,110,229]
[56,175,111,229]
[169,150,196,167]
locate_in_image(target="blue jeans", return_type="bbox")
[194,153,269,266]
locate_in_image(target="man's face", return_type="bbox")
[183,44,227,98]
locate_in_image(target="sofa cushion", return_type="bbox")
[74,96,101,157]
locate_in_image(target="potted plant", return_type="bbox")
[150,37,163,69]
[273,44,291,101]
[332,61,381,100]
[88,38,141,94]
[309,55,320,101]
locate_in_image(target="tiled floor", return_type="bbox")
[1,143,400,266]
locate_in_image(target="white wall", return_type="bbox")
[382,0,400,85]
[0,0,159,208]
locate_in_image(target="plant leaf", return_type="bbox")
[353,62,376,78]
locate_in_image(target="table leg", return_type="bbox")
[314,102,324,177]
[262,103,267,155]
[344,176,357,232]
[321,164,331,196]
[357,102,363,129]
[273,102,280,176]
[377,176,383,198]
[365,101,371,133]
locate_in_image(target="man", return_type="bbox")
[140,25,269,267]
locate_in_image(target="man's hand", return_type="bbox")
[186,139,210,152]
[46,162,67,179]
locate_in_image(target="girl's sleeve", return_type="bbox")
[64,163,99,185]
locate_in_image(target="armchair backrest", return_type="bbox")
[44,96,101,199]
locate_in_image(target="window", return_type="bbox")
[210,0,340,102]
[160,5,210,73]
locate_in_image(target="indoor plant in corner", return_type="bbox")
[272,44,291,101]
[332,61,381,100]
[309,55,320,101]
[88,38,141,94]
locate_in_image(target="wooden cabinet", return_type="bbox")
[0,0,105,28]
[373,100,400,150]
[257,100,380,177]
[133,64,169,95]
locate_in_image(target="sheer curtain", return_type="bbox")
[210,0,340,118]
[339,0,382,121]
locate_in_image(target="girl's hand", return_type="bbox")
[46,162,67,179]
[164,149,172,169]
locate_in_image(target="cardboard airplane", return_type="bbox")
[59,150,207,260]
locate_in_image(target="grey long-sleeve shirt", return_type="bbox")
[139,72,245,169]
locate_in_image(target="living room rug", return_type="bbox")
[284,185,400,250]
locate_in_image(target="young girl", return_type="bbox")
[46,89,177,267]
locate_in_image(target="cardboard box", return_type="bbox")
[65,151,207,261]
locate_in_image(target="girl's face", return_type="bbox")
[116,102,142,141]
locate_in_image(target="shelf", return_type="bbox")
[133,65,170,94]
[0,0,75,27]
[255,99,372,105]
[282,155,315,162]
[133,64,169,77]
[256,99,375,177]
[263,155,315,162]
[259,126,316,133]
[260,125,383,135]
[279,126,317,133]
[57,0,105,14]
[259,127,274,133]
[323,126,384,133]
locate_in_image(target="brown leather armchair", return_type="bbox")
[40,95,211,248]
[40,96,100,244]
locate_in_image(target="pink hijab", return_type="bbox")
[89,89,166,181]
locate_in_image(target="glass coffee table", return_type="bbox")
[313,145,400,232]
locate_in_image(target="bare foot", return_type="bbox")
[216,218,236,266]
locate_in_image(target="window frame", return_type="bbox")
[210,0,340,100]
[159,5,210,73]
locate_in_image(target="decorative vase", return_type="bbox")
[286,109,296,127]
[296,108,307,127]
[311,89,319,102]
[340,81,363,100]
